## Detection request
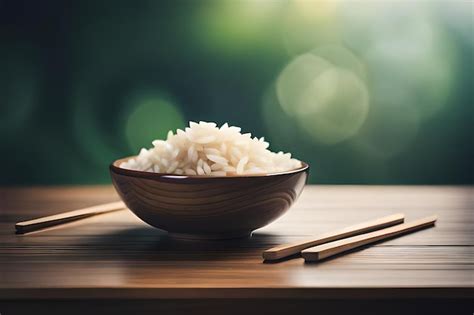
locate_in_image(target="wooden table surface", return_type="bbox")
[1,185,473,314]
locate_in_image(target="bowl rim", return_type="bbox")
[110,155,309,180]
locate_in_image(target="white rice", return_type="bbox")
[120,121,302,176]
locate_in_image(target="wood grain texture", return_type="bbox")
[263,213,405,260]
[110,159,309,239]
[0,185,473,302]
[15,201,126,234]
[302,215,437,261]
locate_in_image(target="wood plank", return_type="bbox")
[0,186,472,300]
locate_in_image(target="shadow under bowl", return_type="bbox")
[110,156,309,240]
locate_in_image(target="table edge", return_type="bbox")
[1,287,473,300]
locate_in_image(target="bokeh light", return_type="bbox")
[434,0,474,48]
[1,0,471,185]
[297,67,369,144]
[276,53,332,117]
[193,1,281,54]
[339,1,456,119]
[276,47,369,144]
[336,1,458,158]
[283,0,340,55]
[124,92,185,153]
[311,45,367,81]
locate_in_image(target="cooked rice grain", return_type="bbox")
[120,121,302,176]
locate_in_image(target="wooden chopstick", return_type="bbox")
[15,201,127,234]
[262,213,405,261]
[302,215,437,262]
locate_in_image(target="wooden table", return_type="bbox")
[1,186,473,314]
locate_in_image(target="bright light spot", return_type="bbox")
[299,68,339,115]
[283,0,340,55]
[276,47,369,144]
[298,68,369,144]
[365,22,455,119]
[194,1,281,53]
[339,1,456,119]
[292,0,337,19]
[311,45,367,81]
[276,53,332,117]
[125,94,184,152]
[332,1,458,158]
[435,0,474,48]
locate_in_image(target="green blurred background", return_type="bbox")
[1,0,472,185]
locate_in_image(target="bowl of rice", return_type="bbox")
[110,121,309,239]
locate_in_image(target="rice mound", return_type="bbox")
[120,121,302,176]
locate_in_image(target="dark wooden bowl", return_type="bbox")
[110,156,309,240]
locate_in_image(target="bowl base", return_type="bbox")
[168,231,252,240]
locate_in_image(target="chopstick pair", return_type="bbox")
[262,213,437,262]
[15,201,127,234]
